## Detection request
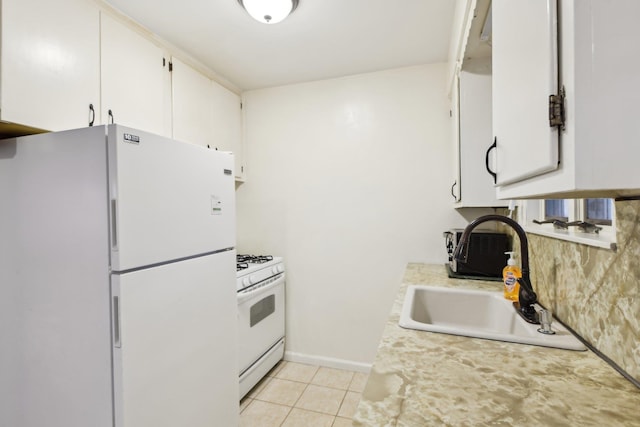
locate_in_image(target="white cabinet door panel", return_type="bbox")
[457,64,507,207]
[492,0,559,185]
[451,73,462,203]
[1,0,100,131]
[100,13,168,137]
[211,81,244,178]
[171,57,215,147]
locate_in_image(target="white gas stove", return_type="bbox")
[236,254,284,291]
[236,254,285,399]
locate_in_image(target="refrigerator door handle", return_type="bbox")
[111,199,118,249]
[113,296,121,348]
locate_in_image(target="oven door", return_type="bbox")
[237,274,285,375]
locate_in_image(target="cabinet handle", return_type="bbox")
[89,104,95,127]
[108,109,114,124]
[451,181,458,201]
[485,138,497,184]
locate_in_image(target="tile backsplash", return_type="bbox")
[525,200,640,383]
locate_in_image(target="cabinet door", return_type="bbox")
[1,0,100,131]
[492,0,559,185]
[457,64,507,207]
[211,81,244,178]
[451,74,462,203]
[100,13,169,137]
[171,57,215,147]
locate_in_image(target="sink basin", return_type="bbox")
[399,285,586,351]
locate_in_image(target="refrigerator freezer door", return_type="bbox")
[111,250,238,427]
[107,124,236,271]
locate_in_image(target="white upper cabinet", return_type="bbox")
[211,81,244,179]
[454,60,507,208]
[171,57,215,148]
[450,72,462,204]
[492,0,559,187]
[1,0,100,131]
[494,0,640,199]
[172,57,244,180]
[1,0,245,179]
[449,0,503,207]
[100,13,170,137]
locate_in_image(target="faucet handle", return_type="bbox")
[537,309,556,335]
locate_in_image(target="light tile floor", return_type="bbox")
[240,361,369,427]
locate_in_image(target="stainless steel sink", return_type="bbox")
[399,285,586,351]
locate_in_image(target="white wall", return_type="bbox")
[236,64,481,370]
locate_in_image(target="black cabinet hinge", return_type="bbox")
[549,86,565,129]
[168,61,173,72]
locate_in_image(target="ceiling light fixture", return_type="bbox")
[237,0,299,24]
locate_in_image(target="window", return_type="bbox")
[584,198,613,226]
[520,198,617,250]
[544,200,569,222]
[542,198,614,229]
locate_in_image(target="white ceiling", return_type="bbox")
[103,0,456,91]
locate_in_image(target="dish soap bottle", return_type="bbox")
[503,251,521,301]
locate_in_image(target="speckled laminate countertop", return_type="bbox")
[353,263,640,427]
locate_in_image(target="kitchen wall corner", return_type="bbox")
[236,64,472,368]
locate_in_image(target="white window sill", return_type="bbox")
[523,224,617,251]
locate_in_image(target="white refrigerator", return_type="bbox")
[0,125,239,427]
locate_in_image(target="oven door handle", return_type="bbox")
[238,275,284,304]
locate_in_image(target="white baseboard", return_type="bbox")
[284,351,372,373]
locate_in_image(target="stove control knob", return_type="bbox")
[242,277,254,286]
[272,265,284,274]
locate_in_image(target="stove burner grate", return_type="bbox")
[237,254,273,264]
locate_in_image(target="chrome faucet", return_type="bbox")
[452,214,540,324]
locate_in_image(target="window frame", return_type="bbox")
[519,198,617,250]
[581,198,614,226]
[543,199,572,222]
